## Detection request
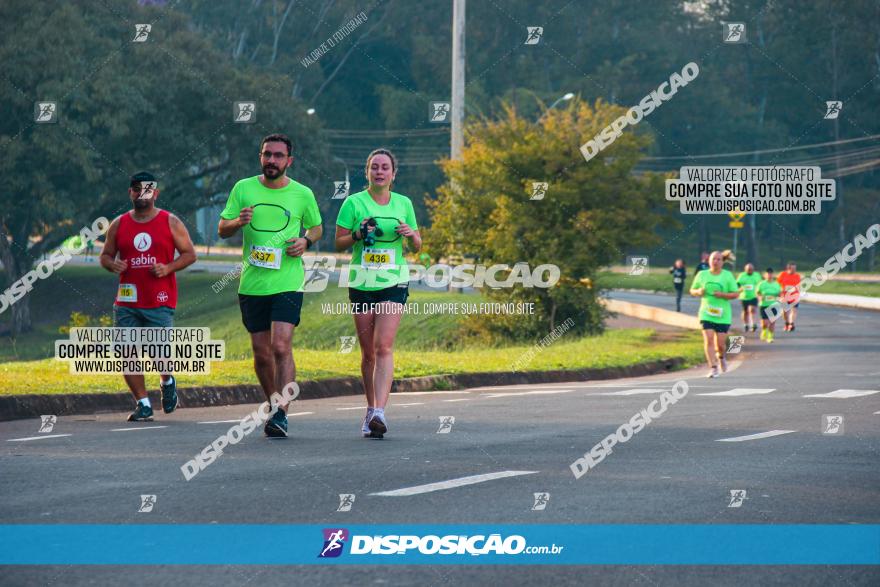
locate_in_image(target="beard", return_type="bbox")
[133,198,152,209]
[262,163,287,179]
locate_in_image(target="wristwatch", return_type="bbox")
[304,236,313,249]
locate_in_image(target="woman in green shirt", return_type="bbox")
[689,250,741,378]
[757,268,782,343]
[335,149,422,439]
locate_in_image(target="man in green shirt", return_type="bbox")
[737,263,762,333]
[690,251,741,378]
[757,268,782,343]
[218,133,322,437]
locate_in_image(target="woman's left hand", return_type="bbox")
[396,222,416,238]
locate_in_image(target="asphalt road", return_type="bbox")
[1,293,878,585]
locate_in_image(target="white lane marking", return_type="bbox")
[336,406,366,411]
[7,434,73,442]
[370,470,539,497]
[803,389,880,399]
[484,390,573,398]
[443,398,471,402]
[598,388,667,396]
[110,426,169,432]
[392,391,470,396]
[697,388,776,397]
[395,403,424,407]
[716,430,796,442]
[288,412,314,417]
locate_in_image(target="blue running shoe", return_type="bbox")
[264,406,288,437]
[161,377,178,414]
[127,403,154,422]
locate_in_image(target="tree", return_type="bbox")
[0,0,329,334]
[426,100,673,341]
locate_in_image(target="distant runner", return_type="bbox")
[695,251,710,273]
[778,262,801,331]
[757,267,782,343]
[737,263,761,332]
[100,172,197,421]
[669,259,686,312]
[690,250,741,378]
[218,134,323,438]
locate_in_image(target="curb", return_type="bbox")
[0,358,685,422]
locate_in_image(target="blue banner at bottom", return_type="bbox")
[1,525,878,565]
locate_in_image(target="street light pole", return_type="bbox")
[451,0,465,161]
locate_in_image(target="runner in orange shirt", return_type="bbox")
[777,262,802,332]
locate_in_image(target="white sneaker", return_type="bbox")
[718,356,728,373]
[361,408,373,437]
[707,366,720,378]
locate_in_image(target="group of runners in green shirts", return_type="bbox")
[688,250,786,378]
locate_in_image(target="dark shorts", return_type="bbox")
[700,320,731,333]
[238,291,303,333]
[760,307,774,320]
[114,305,175,328]
[741,298,758,307]
[348,285,409,312]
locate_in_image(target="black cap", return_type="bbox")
[130,171,157,187]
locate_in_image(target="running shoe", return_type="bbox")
[160,377,178,414]
[264,407,288,437]
[368,412,387,439]
[718,355,728,373]
[752,324,758,332]
[707,366,720,378]
[760,328,767,341]
[767,333,774,343]
[127,403,154,422]
[361,408,374,437]
[789,324,796,332]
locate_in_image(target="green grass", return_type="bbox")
[0,328,704,395]
[596,269,880,297]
